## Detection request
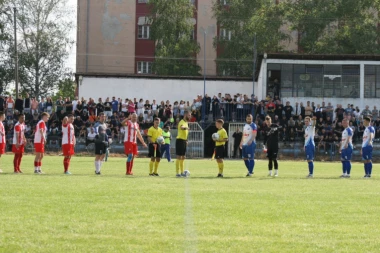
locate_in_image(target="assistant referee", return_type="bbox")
[176,111,191,177]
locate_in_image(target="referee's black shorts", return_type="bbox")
[266,149,278,159]
[215,145,225,159]
[176,139,187,156]
[148,143,162,158]
[95,142,107,155]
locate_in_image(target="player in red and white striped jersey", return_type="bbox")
[12,114,26,173]
[62,114,76,174]
[0,112,6,173]
[33,112,49,174]
[121,113,147,175]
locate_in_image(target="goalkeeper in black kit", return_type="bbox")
[263,116,280,177]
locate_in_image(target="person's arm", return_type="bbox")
[40,128,46,143]
[121,118,129,126]
[137,130,147,147]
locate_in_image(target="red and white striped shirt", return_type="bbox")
[13,122,25,145]
[62,123,75,145]
[34,120,46,144]
[124,120,139,143]
[0,121,5,144]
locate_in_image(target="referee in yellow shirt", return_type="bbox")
[147,118,163,176]
[176,111,191,177]
[214,119,228,177]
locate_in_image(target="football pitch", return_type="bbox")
[0,156,379,253]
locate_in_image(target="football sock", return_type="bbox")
[346,161,351,175]
[248,159,255,174]
[64,158,69,172]
[244,160,249,169]
[274,159,278,170]
[34,161,38,171]
[268,159,273,170]
[130,159,134,173]
[218,162,224,174]
[369,162,372,175]
[18,154,23,171]
[154,161,159,173]
[149,161,154,174]
[342,161,346,174]
[308,161,314,175]
[13,154,19,172]
[39,161,42,170]
[180,160,184,174]
[364,163,369,175]
[176,160,180,174]
[126,162,131,173]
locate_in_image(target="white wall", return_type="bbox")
[79,77,255,102]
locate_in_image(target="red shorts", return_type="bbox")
[12,144,25,154]
[34,143,45,153]
[124,141,138,155]
[0,143,5,154]
[62,144,75,156]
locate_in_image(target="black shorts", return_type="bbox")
[176,139,187,156]
[215,145,225,159]
[95,143,107,155]
[266,149,278,159]
[148,143,162,158]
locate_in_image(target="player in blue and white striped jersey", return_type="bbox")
[339,119,353,178]
[304,116,316,177]
[362,117,375,178]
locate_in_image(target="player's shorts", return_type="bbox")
[215,145,225,159]
[34,143,45,153]
[266,149,278,159]
[0,143,5,154]
[124,141,138,155]
[305,144,315,161]
[341,145,353,161]
[362,146,373,160]
[62,144,75,156]
[148,143,162,158]
[12,144,25,153]
[176,139,187,156]
[95,142,107,155]
[242,142,256,159]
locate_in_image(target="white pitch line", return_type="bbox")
[184,160,198,253]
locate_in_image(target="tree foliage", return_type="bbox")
[0,0,14,93]
[213,0,287,77]
[51,77,75,101]
[11,0,74,97]
[148,0,201,76]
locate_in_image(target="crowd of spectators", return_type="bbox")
[1,92,379,151]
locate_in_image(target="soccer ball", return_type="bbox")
[156,136,165,144]
[184,170,190,177]
[212,133,220,141]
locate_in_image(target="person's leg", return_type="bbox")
[39,153,44,173]
[13,153,19,173]
[34,153,40,173]
[149,158,154,175]
[153,158,160,175]
[166,144,171,162]
[126,153,133,174]
[273,158,279,176]
[268,158,273,176]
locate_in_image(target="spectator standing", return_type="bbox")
[284,101,293,120]
[232,128,242,158]
[65,97,73,115]
[72,97,79,113]
[137,99,144,116]
[45,97,53,114]
[121,98,128,116]
[128,100,136,114]
[75,100,83,116]
[0,95,4,112]
[104,97,112,118]
[0,112,5,173]
[111,96,119,114]
[315,104,323,121]
[96,98,104,116]
[55,97,64,117]
[300,102,305,118]
[212,95,220,121]
[325,102,334,121]
[38,97,46,113]
[15,94,24,113]
[372,106,378,121]
[275,100,283,119]
[305,101,313,117]
[335,104,345,122]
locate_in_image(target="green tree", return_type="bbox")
[213,0,287,77]
[51,77,75,102]
[11,0,74,98]
[0,0,14,93]
[148,0,201,76]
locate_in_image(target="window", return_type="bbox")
[137,62,153,74]
[138,25,150,39]
[364,65,380,98]
[138,0,149,3]
[220,28,232,41]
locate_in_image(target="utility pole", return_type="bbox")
[13,7,19,97]
[252,33,257,97]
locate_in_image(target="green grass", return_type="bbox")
[0,155,379,253]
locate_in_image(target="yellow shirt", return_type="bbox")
[147,126,163,143]
[177,119,189,140]
[215,128,228,147]
[162,131,171,144]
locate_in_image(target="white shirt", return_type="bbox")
[362,126,375,147]
[242,123,257,145]
[341,127,353,149]
[304,122,315,146]
[72,100,78,111]
[87,132,96,140]
[121,102,127,112]
[13,122,25,145]
[124,120,140,143]
[34,120,46,144]
[62,123,75,145]
[152,104,158,111]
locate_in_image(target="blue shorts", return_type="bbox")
[362,146,373,160]
[242,142,256,159]
[341,145,353,161]
[305,144,315,161]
